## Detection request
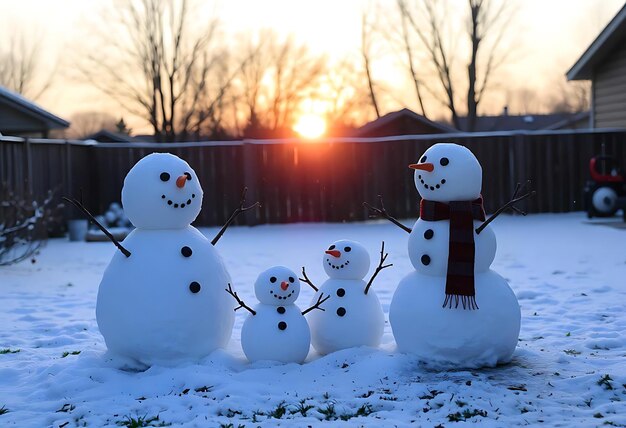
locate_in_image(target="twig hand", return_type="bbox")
[212,187,261,246]
[363,195,412,234]
[299,266,318,292]
[225,283,256,315]
[301,293,330,316]
[476,181,536,235]
[365,241,393,294]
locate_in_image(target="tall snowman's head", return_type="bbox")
[323,240,370,280]
[254,266,301,305]
[122,153,203,229]
[409,143,482,202]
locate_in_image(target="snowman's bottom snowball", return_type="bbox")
[308,281,385,355]
[241,305,311,364]
[96,227,235,365]
[390,269,520,368]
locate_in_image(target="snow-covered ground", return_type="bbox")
[1,213,625,427]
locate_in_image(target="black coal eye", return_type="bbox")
[420,155,427,163]
[328,245,335,250]
[270,276,277,283]
[440,157,449,166]
[184,172,192,181]
[289,277,295,283]
[160,172,170,182]
[344,246,351,252]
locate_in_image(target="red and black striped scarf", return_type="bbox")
[420,197,486,310]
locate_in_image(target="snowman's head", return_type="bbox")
[254,266,301,305]
[323,239,370,280]
[122,153,203,229]
[409,143,482,202]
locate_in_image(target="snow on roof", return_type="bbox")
[0,85,69,129]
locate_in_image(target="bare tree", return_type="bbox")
[395,0,514,130]
[77,0,237,142]
[361,11,381,119]
[233,32,327,136]
[0,33,55,100]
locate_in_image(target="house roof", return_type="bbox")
[352,108,456,137]
[455,112,589,132]
[86,129,135,143]
[567,4,626,80]
[0,85,69,129]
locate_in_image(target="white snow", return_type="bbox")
[1,213,626,427]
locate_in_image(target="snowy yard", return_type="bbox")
[1,212,625,427]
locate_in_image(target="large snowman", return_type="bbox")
[303,240,390,355]
[226,266,328,363]
[96,153,235,365]
[388,143,522,368]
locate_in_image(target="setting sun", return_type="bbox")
[293,114,327,139]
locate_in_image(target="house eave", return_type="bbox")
[566,4,626,81]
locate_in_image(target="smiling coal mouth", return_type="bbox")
[162,193,196,209]
[270,290,294,300]
[326,259,350,270]
[418,174,446,192]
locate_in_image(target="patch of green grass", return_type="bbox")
[354,404,374,418]
[595,413,605,418]
[0,349,20,354]
[598,374,614,390]
[194,385,213,393]
[455,400,467,408]
[268,401,287,419]
[563,349,581,356]
[219,424,245,428]
[61,351,81,358]
[318,403,336,420]
[447,408,488,422]
[291,400,314,417]
[221,409,242,418]
[0,406,9,415]
[116,414,170,427]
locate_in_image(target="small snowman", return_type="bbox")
[226,266,329,364]
[366,143,533,367]
[301,240,391,355]
[65,153,258,366]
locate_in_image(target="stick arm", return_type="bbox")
[476,181,536,235]
[363,195,412,234]
[301,293,330,316]
[212,187,260,246]
[299,266,318,292]
[364,241,393,295]
[225,283,256,315]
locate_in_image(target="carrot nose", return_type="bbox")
[280,281,289,290]
[176,175,187,188]
[325,250,341,258]
[409,163,434,172]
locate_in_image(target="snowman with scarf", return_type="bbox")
[365,143,533,367]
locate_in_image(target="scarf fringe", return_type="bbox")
[442,294,479,310]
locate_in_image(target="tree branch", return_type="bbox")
[301,293,330,316]
[225,283,256,315]
[363,195,412,234]
[364,241,393,294]
[211,187,260,246]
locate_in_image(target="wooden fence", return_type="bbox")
[1,129,625,228]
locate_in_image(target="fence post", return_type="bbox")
[24,137,33,196]
[242,141,260,226]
